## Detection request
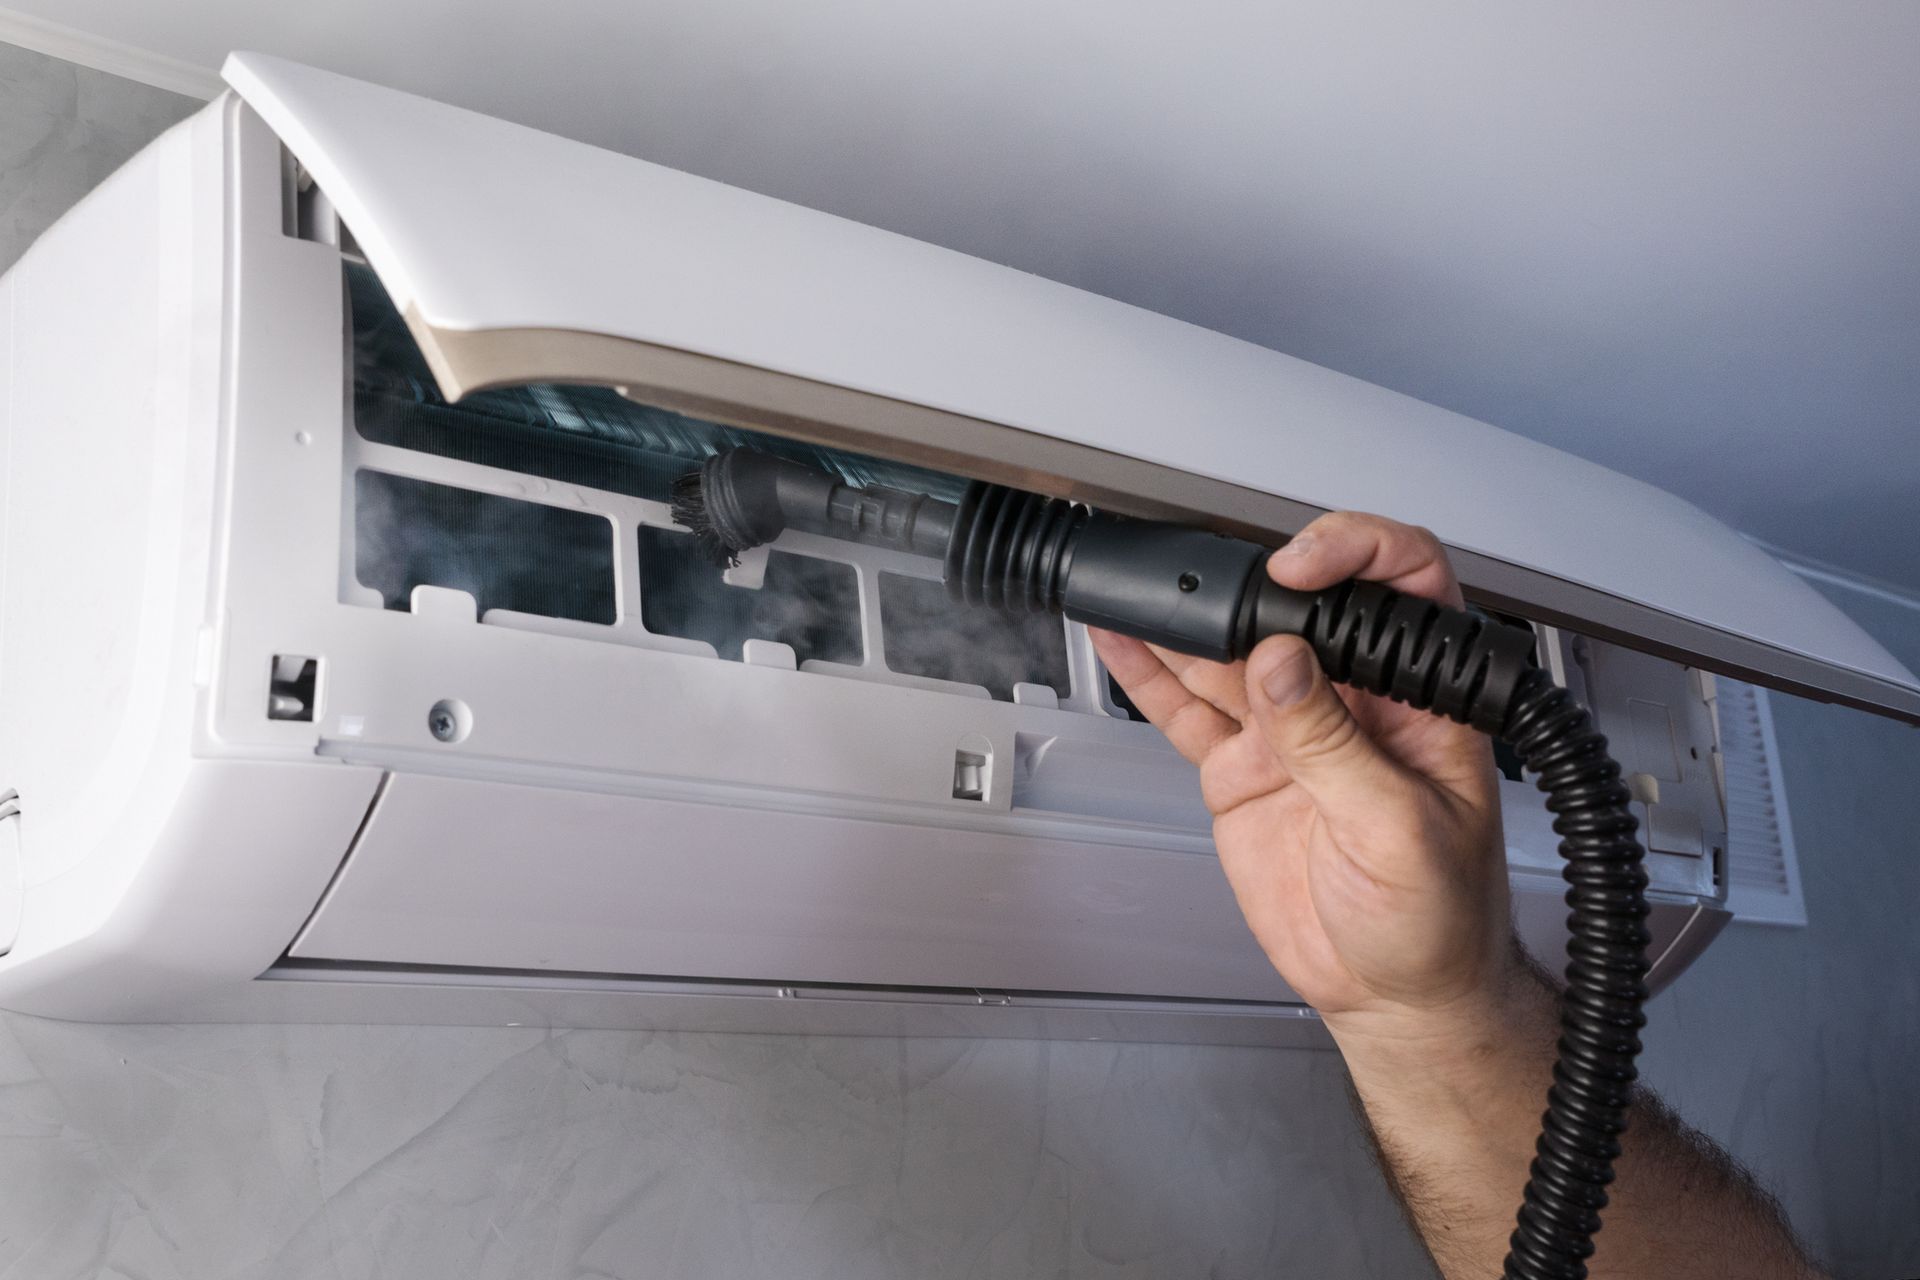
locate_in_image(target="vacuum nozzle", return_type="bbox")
[670,449,955,567]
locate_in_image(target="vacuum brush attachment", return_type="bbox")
[674,445,1652,1279]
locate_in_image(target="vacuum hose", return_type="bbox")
[674,450,1650,1279]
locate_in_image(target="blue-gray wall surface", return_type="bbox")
[2,42,1915,1280]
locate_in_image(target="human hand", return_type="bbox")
[1090,511,1521,1040]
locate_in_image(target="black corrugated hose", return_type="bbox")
[1223,571,1654,1279]
[1494,666,1652,1278]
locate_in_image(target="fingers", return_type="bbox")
[1089,629,1238,765]
[1241,634,1421,817]
[1147,644,1250,721]
[1268,511,1464,608]
[1196,722,1293,814]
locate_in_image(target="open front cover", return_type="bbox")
[224,51,1920,723]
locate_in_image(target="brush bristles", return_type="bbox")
[670,469,743,567]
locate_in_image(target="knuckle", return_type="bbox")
[1197,745,1236,796]
[1311,509,1367,541]
[1198,735,1286,813]
[1163,697,1231,754]
[1163,698,1210,735]
[1287,696,1364,764]
[1137,663,1185,701]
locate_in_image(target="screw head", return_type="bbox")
[1177,572,1201,593]
[427,699,470,743]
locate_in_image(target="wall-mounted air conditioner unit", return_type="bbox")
[0,56,1910,1044]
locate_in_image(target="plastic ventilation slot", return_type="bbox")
[1716,680,1805,926]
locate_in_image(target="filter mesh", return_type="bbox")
[637,526,863,665]
[354,470,617,624]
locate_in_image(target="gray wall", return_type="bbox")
[3,43,1916,1280]
[0,44,197,271]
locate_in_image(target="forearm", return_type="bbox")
[1329,957,1825,1279]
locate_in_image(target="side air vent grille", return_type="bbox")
[1715,680,1805,926]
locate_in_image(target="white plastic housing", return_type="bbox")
[0,61,1859,1041]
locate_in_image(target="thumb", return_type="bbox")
[1244,635,1417,817]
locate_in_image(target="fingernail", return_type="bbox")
[1276,534,1314,558]
[1261,647,1315,708]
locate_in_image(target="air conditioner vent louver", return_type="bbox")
[1716,680,1805,926]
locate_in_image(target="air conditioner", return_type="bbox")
[0,55,1911,1045]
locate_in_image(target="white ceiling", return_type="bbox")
[14,1,1919,589]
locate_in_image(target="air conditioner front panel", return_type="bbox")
[287,771,1294,1003]
[0,81,1751,1037]
[221,52,1920,724]
[281,770,1726,1010]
